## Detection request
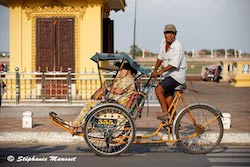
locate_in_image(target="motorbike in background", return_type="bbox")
[203,65,222,83]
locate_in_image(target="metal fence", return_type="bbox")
[0,68,157,104]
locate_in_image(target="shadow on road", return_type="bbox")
[0,145,67,155]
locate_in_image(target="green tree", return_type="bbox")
[216,49,225,56]
[200,49,211,55]
[185,51,192,57]
[130,44,142,58]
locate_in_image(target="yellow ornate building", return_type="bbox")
[0,0,126,101]
[0,0,126,73]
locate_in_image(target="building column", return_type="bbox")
[9,7,22,72]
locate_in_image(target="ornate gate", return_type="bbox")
[36,17,75,98]
[36,17,75,72]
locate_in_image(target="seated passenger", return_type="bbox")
[72,62,137,127]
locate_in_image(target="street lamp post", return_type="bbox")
[132,0,137,59]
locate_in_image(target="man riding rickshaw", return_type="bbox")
[50,53,224,156]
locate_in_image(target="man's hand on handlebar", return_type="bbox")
[151,71,161,78]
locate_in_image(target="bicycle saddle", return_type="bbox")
[174,83,187,91]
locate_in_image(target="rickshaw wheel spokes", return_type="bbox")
[175,104,224,154]
[83,104,135,156]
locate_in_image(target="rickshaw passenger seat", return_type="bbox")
[125,91,139,109]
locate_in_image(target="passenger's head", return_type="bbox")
[115,62,137,77]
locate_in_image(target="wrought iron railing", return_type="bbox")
[0,68,157,105]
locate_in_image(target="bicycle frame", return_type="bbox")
[134,88,223,144]
[134,90,187,144]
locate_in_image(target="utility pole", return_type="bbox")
[132,0,137,59]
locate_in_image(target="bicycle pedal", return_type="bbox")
[156,115,169,123]
[162,123,171,128]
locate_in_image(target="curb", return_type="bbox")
[221,132,250,144]
[0,132,250,145]
[0,132,85,145]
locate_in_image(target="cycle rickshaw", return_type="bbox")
[49,53,224,156]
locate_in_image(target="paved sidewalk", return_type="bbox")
[0,81,250,144]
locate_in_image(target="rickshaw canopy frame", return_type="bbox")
[91,53,151,75]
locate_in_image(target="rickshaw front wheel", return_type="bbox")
[174,104,224,154]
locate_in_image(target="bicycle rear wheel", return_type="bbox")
[84,103,135,156]
[175,104,224,154]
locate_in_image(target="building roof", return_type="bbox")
[109,0,126,12]
[0,0,126,11]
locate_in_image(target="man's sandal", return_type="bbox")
[154,112,169,122]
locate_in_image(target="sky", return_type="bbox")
[110,0,250,53]
[0,0,250,53]
[0,5,8,52]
